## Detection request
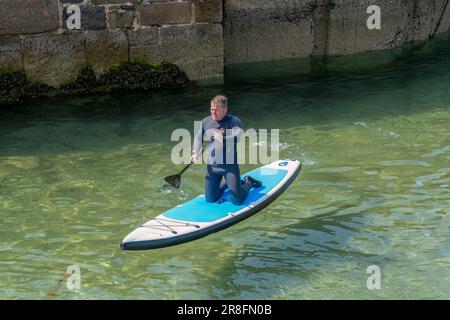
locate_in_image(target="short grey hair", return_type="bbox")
[211,95,228,108]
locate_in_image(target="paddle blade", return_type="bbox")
[164,174,181,189]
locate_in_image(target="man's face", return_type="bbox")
[210,103,227,121]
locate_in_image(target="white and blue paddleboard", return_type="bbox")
[121,159,301,250]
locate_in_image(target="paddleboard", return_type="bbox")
[121,159,301,250]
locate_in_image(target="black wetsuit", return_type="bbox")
[193,114,252,205]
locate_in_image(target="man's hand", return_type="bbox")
[213,131,223,143]
[191,153,199,163]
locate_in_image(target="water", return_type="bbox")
[1,33,449,299]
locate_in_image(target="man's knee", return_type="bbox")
[205,194,218,203]
[231,196,244,205]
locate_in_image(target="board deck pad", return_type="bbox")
[163,167,288,223]
[121,160,301,250]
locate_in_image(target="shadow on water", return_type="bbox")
[209,210,383,298]
[225,31,450,85]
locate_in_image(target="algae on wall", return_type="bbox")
[0,61,190,106]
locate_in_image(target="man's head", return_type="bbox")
[210,95,228,121]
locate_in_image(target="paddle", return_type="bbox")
[164,148,206,189]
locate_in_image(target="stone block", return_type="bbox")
[22,33,86,87]
[0,36,23,70]
[185,23,223,58]
[129,45,165,65]
[436,1,450,33]
[129,27,163,64]
[194,0,222,23]
[224,0,315,64]
[327,0,410,55]
[63,5,107,30]
[159,25,187,44]
[178,56,223,80]
[159,24,223,79]
[85,29,129,76]
[159,24,223,61]
[106,5,136,29]
[91,0,141,4]
[137,2,192,26]
[0,0,59,35]
[129,24,223,79]
[128,27,160,46]
[409,0,450,40]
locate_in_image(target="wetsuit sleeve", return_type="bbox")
[224,117,244,143]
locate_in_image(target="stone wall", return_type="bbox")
[0,0,223,87]
[224,0,450,64]
[1,0,449,88]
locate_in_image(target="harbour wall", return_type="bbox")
[0,0,449,87]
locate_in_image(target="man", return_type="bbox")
[192,95,262,205]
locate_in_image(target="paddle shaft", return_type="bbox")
[172,148,206,178]
[180,147,206,174]
[178,162,192,175]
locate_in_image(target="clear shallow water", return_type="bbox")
[1,33,449,299]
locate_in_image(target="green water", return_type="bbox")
[1,33,450,300]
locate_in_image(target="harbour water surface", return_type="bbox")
[1,33,449,299]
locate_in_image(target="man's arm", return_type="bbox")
[192,120,204,162]
[224,117,244,143]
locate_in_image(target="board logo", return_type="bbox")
[279,161,288,166]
